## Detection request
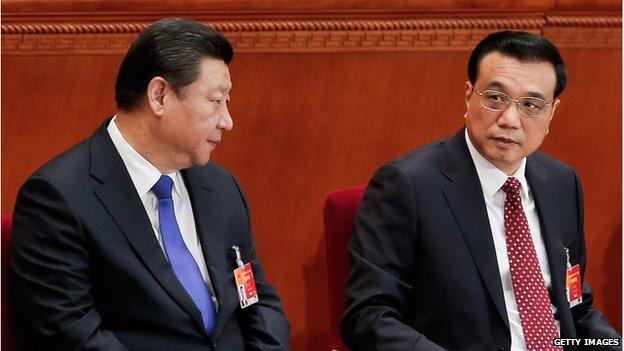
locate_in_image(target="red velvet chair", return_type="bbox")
[323,185,366,351]
[2,214,14,351]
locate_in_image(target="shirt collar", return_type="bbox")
[107,116,183,198]
[464,129,530,199]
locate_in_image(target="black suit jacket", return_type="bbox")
[341,129,619,351]
[10,120,290,351]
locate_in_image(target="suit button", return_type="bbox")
[209,340,217,350]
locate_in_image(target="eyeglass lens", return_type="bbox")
[480,90,547,116]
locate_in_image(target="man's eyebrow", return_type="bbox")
[484,81,549,100]
[524,91,548,100]
[483,81,506,91]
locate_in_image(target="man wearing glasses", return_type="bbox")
[342,31,620,350]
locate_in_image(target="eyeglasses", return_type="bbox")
[474,88,554,117]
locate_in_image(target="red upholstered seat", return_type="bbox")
[2,214,14,351]
[323,185,365,351]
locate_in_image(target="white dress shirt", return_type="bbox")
[465,130,558,350]
[107,116,218,308]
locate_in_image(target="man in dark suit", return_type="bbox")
[341,31,620,350]
[10,18,290,350]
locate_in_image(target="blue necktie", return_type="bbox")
[152,175,216,334]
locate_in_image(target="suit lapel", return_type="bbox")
[183,167,238,339]
[441,129,509,328]
[88,121,207,334]
[525,157,575,338]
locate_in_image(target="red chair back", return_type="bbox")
[323,185,365,351]
[2,214,14,351]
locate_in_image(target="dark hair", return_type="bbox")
[115,18,234,111]
[468,31,567,98]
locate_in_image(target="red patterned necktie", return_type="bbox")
[502,177,562,351]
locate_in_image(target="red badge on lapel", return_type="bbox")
[234,263,259,308]
[231,245,259,309]
[566,264,582,308]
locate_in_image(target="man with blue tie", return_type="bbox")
[341,31,620,350]
[10,18,290,350]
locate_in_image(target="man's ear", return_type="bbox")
[146,77,168,117]
[544,98,560,135]
[549,98,561,122]
[465,81,474,107]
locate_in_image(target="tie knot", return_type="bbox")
[152,175,174,200]
[501,177,521,194]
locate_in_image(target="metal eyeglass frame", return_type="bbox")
[473,88,554,117]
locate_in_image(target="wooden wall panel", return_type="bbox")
[2,1,621,350]
[222,52,470,349]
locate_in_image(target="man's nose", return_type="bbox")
[219,105,233,131]
[497,101,522,129]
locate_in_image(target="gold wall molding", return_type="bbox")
[2,18,546,35]
[2,16,620,54]
[545,16,622,27]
